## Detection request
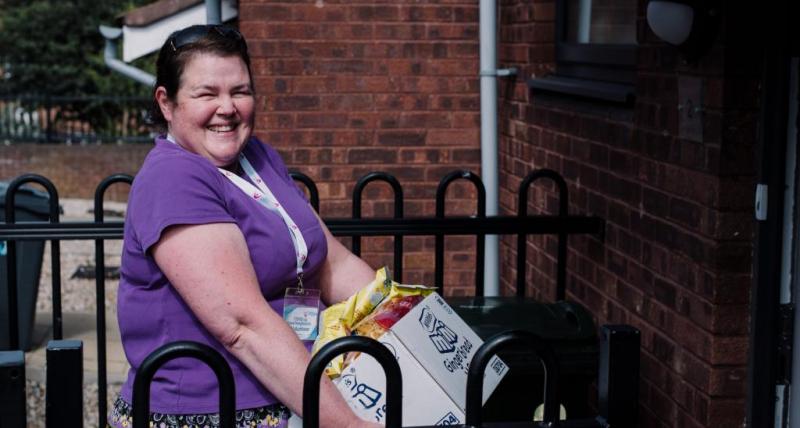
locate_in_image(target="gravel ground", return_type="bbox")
[26,198,127,428]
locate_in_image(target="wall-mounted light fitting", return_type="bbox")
[646,0,719,60]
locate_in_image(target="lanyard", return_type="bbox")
[164,136,308,288]
[219,155,308,288]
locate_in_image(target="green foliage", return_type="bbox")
[0,0,152,96]
[0,0,154,139]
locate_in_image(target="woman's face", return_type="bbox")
[156,53,254,168]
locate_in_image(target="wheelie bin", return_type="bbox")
[447,296,598,422]
[0,182,50,351]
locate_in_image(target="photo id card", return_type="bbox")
[283,288,320,341]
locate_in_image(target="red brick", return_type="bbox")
[426,129,479,146]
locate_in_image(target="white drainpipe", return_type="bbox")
[99,25,156,87]
[479,0,516,296]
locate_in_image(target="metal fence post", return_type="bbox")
[435,170,486,294]
[304,336,402,428]
[46,340,83,427]
[597,325,640,427]
[133,341,235,428]
[93,174,134,425]
[0,350,26,428]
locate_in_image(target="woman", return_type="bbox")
[110,25,377,428]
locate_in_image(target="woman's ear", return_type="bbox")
[154,86,174,122]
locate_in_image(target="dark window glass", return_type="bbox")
[565,0,637,45]
[528,0,638,103]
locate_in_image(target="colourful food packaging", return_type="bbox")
[312,267,394,378]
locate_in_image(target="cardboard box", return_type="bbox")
[334,292,509,426]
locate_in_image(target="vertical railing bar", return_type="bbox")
[94,174,134,427]
[518,170,569,301]
[392,178,404,283]
[435,171,484,295]
[517,175,529,298]
[51,236,62,339]
[4,194,20,350]
[475,177,486,297]
[0,350,26,427]
[351,173,404,280]
[351,178,364,257]
[3,174,59,349]
[45,339,83,427]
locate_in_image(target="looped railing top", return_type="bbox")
[93,174,134,223]
[4,174,60,349]
[466,330,561,428]
[290,170,320,212]
[92,173,133,424]
[435,170,486,294]
[304,336,402,428]
[352,172,404,282]
[132,341,236,428]
[4,174,61,224]
[518,169,569,301]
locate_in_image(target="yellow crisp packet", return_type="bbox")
[311,267,394,378]
[385,283,434,301]
[311,301,348,378]
[339,266,394,330]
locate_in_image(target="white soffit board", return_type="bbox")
[122,0,238,63]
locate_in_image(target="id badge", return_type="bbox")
[283,288,321,341]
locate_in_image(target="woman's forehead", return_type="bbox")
[179,53,252,86]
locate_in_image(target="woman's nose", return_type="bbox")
[216,96,237,115]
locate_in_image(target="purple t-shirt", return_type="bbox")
[117,136,327,413]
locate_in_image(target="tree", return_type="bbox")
[0,0,154,140]
[0,0,152,97]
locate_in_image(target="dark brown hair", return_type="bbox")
[149,25,253,130]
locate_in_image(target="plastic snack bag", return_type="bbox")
[352,284,434,340]
[312,267,394,378]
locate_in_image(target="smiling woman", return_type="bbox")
[110,25,380,428]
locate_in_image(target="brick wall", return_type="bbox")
[240,0,484,290]
[498,1,756,427]
[0,144,150,202]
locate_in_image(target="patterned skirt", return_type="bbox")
[108,395,290,428]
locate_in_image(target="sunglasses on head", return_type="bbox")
[168,25,244,52]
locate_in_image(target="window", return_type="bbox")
[528,0,637,104]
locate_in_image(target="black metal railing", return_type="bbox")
[0,169,607,427]
[0,94,152,143]
[295,329,640,428]
[304,336,403,428]
[131,341,236,428]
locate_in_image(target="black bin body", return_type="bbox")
[0,183,50,351]
[447,296,598,422]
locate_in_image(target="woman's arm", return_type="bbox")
[152,222,368,428]
[316,217,376,305]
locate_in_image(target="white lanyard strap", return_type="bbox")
[218,155,308,287]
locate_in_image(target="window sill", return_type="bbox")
[527,75,634,104]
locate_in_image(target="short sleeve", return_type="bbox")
[129,153,234,252]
